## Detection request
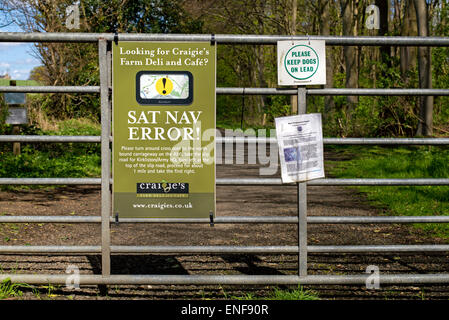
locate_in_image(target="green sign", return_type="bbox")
[113,41,216,218]
[284,45,319,80]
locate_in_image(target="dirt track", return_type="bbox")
[0,133,448,300]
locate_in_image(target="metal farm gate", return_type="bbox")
[1,32,449,287]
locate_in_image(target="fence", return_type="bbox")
[0,33,449,286]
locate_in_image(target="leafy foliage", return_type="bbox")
[6,0,203,120]
[2,0,449,135]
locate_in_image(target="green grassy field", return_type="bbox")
[0,79,40,86]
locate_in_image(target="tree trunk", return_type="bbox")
[376,0,390,63]
[400,0,417,80]
[257,1,269,125]
[320,0,334,121]
[290,0,298,115]
[341,0,358,113]
[414,0,433,136]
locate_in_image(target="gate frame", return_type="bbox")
[0,33,449,286]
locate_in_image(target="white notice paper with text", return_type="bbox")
[275,113,325,183]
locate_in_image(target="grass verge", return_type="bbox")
[0,119,101,190]
[326,145,449,240]
[229,285,319,300]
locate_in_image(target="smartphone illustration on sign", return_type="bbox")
[136,71,193,105]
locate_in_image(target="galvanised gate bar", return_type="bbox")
[0,33,449,286]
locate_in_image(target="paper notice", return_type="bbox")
[275,113,325,183]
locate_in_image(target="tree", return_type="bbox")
[0,0,203,119]
[340,0,359,115]
[319,0,335,121]
[1,0,446,137]
[28,65,46,83]
[414,0,434,136]
[290,0,298,115]
[400,0,418,81]
[376,0,390,62]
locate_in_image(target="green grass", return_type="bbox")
[0,278,59,300]
[0,119,101,189]
[0,278,25,299]
[327,145,449,240]
[0,148,100,178]
[230,285,319,300]
[0,79,40,86]
[44,118,101,136]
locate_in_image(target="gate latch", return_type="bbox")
[209,211,214,227]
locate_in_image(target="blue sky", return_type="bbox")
[0,23,41,80]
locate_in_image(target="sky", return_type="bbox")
[0,22,41,80]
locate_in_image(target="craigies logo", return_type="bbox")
[161,180,171,193]
[137,180,189,194]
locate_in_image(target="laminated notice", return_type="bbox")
[275,113,325,183]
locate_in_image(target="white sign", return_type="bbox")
[277,40,326,86]
[275,113,325,183]
[6,107,28,125]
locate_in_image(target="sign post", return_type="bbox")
[277,40,326,277]
[4,80,27,156]
[112,41,216,219]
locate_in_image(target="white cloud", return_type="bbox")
[11,69,31,80]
